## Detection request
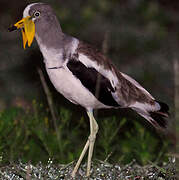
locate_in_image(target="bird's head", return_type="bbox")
[8,3,57,49]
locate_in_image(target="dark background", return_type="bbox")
[0,0,177,165]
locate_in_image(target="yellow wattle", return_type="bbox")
[24,17,35,47]
[14,16,35,49]
[21,29,28,49]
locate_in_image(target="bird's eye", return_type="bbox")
[34,11,40,17]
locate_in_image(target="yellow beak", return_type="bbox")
[14,16,35,49]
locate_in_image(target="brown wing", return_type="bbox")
[76,41,154,107]
[76,40,169,129]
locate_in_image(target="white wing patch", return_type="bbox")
[78,53,118,90]
[130,101,160,112]
[70,38,79,55]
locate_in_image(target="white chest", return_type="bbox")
[35,34,64,67]
[41,47,64,68]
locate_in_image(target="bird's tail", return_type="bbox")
[131,100,169,130]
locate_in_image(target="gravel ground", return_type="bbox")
[0,157,176,180]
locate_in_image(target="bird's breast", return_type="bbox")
[35,34,65,67]
[46,66,108,109]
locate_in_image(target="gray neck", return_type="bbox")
[35,17,79,68]
[35,15,64,50]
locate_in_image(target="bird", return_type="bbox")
[8,3,169,177]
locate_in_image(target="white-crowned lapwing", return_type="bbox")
[9,3,169,177]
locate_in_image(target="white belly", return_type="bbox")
[46,66,108,109]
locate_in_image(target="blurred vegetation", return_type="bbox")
[0,0,177,170]
[0,102,170,166]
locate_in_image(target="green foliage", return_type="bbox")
[97,117,126,160]
[119,121,169,165]
[97,116,169,165]
[0,102,170,166]
[0,102,81,164]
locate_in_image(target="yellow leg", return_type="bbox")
[71,110,99,178]
[71,140,89,177]
[86,111,99,176]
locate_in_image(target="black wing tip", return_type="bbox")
[150,112,168,129]
[156,100,169,115]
